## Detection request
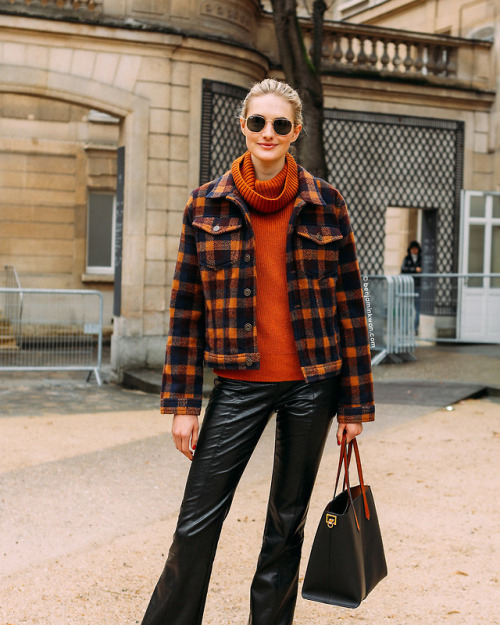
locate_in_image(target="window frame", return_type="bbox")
[86,190,116,275]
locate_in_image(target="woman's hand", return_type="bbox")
[336,422,363,446]
[172,414,199,461]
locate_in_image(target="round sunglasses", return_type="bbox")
[244,115,294,136]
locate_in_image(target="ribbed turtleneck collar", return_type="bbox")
[231,151,299,214]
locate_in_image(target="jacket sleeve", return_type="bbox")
[335,198,375,424]
[160,196,205,415]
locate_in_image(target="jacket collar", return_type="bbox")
[206,165,326,207]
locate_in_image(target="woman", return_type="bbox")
[401,240,422,332]
[141,79,375,625]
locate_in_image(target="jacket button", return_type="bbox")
[212,225,220,232]
[244,288,251,297]
[316,233,323,241]
[244,323,252,332]
[244,254,251,262]
[245,357,253,367]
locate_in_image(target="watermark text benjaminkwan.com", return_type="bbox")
[362,276,376,349]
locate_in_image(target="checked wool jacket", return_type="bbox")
[161,165,375,424]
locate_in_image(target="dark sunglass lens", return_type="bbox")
[273,118,293,135]
[247,115,266,132]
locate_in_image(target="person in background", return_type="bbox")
[401,240,422,333]
[140,78,375,625]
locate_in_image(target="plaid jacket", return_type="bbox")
[161,165,375,423]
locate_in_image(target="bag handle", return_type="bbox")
[334,431,349,497]
[350,437,371,522]
[333,432,370,530]
[333,432,359,529]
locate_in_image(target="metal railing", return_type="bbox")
[0,287,103,384]
[363,274,417,365]
[364,273,500,365]
[2,265,23,327]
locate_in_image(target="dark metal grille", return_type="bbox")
[324,110,463,277]
[199,83,464,310]
[200,80,247,184]
[336,124,457,209]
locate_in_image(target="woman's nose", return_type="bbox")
[262,121,275,138]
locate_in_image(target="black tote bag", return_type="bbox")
[302,434,387,608]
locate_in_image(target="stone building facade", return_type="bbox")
[326,0,499,275]
[0,0,497,376]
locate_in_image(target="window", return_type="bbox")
[87,192,116,274]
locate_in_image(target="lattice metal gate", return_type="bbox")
[324,110,463,275]
[200,80,247,184]
[200,80,464,281]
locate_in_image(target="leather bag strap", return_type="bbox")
[334,433,371,530]
[334,432,348,496]
[334,433,360,530]
[351,438,371,521]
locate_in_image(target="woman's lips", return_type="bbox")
[259,143,277,148]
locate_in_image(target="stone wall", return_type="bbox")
[336,0,495,37]
[0,11,267,375]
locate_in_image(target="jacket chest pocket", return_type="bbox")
[296,225,342,279]
[192,216,243,269]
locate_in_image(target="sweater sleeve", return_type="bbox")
[335,198,375,424]
[160,197,206,415]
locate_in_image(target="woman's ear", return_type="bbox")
[239,117,246,135]
[290,124,302,143]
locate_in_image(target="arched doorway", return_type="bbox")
[1,67,150,368]
[0,92,120,328]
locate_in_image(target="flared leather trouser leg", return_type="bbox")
[140,376,340,625]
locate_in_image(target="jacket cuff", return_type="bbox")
[160,398,202,416]
[337,404,375,424]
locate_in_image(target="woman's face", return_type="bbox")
[240,93,302,169]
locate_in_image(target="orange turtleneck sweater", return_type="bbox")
[213,151,304,382]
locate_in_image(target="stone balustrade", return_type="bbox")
[302,20,493,91]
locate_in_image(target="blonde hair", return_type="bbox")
[239,78,303,127]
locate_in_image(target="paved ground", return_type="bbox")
[0,343,498,624]
[1,344,498,419]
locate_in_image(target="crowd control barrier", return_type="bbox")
[363,273,500,365]
[0,287,103,384]
[362,274,417,365]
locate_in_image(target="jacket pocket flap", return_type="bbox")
[193,217,242,235]
[296,225,343,245]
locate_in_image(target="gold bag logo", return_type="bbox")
[325,513,337,528]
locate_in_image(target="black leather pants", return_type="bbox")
[141,375,340,625]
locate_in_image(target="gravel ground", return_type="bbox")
[0,395,499,624]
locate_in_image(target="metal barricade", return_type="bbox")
[362,274,417,365]
[392,274,417,355]
[2,266,23,327]
[0,287,103,384]
[364,273,500,365]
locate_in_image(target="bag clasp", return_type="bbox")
[326,513,337,528]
